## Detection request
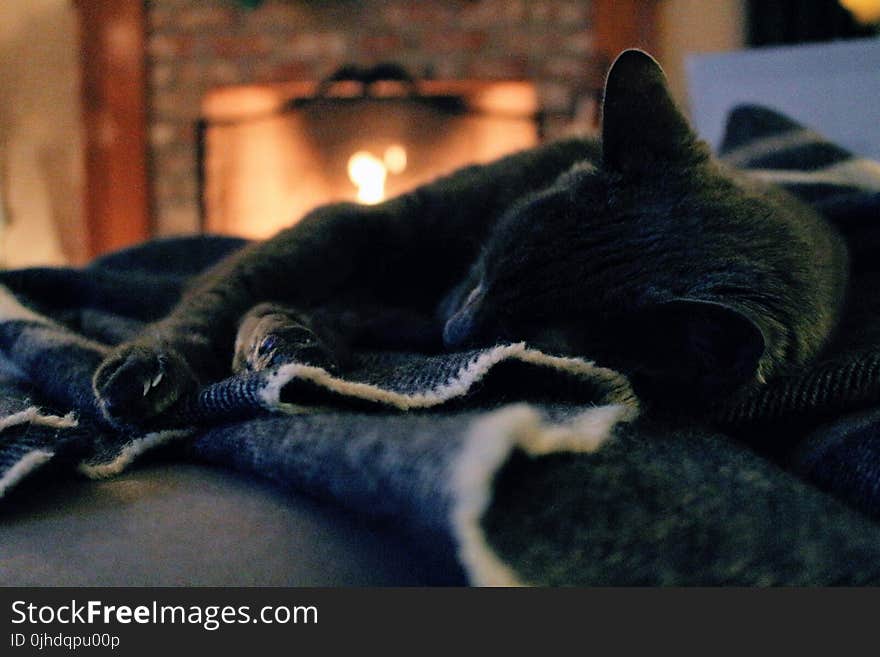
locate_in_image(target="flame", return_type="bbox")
[347,151,387,204]
[384,144,408,174]
[347,144,408,205]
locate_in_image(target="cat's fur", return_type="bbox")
[93,50,848,426]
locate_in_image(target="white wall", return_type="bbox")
[687,38,880,159]
[656,0,747,116]
[0,0,85,267]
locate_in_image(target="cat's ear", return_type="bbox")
[630,299,766,396]
[601,49,705,173]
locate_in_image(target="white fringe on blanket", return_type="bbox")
[0,407,78,432]
[450,403,638,586]
[0,449,54,497]
[78,429,193,479]
[261,342,637,412]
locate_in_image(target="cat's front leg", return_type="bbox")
[91,203,378,426]
[232,303,349,374]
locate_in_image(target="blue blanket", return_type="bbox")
[3,106,880,585]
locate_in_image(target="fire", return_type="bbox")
[347,151,386,204]
[347,144,407,204]
[384,144,407,174]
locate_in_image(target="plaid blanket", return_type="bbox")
[718,106,880,524]
[3,106,880,585]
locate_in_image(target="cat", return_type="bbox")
[92,49,849,426]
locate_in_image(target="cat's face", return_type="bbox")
[443,50,809,400]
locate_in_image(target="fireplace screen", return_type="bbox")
[200,66,539,238]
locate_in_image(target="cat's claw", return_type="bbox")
[234,313,340,374]
[93,345,197,427]
[142,371,164,397]
[254,329,339,372]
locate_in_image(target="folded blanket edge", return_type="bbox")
[450,402,638,586]
[259,343,639,412]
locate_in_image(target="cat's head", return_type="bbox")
[443,49,841,401]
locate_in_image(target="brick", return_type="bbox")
[177,60,205,85]
[206,60,243,86]
[322,32,349,58]
[244,1,316,30]
[572,93,600,127]
[577,58,610,88]
[528,0,590,24]
[538,81,573,113]
[149,62,175,91]
[541,56,590,80]
[150,121,180,149]
[564,30,594,54]
[540,115,577,140]
[150,90,202,121]
[528,1,556,22]
[278,32,348,59]
[381,4,409,27]
[381,3,456,26]
[252,61,313,84]
[359,34,404,57]
[153,171,197,204]
[154,203,200,236]
[422,31,488,54]
[466,56,529,80]
[146,0,202,6]
[459,0,526,26]
[495,30,558,56]
[176,6,237,31]
[424,56,465,80]
[148,6,177,31]
[148,34,195,59]
[210,35,271,58]
[555,1,591,26]
[151,146,197,178]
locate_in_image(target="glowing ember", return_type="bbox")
[384,144,408,174]
[347,151,387,204]
[347,145,408,205]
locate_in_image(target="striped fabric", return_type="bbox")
[716,106,880,523]
[711,105,880,429]
[719,105,880,262]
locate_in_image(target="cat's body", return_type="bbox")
[93,51,848,426]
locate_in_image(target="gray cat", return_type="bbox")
[93,50,848,426]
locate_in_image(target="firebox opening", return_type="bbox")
[200,72,543,239]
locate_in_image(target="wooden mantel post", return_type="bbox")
[592,0,660,68]
[75,0,150,259]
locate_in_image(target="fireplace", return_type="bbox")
[142,0,630,241]
[199,66,541,238]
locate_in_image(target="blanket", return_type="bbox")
[3,106,880,585]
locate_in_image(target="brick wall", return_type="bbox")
[146,0,601,235]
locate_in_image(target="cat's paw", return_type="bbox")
[92,345,199,427]
[233,311,340,374]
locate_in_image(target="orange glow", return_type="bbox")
[347,151,387,204]
[347,145,408,205]
[202,82,539,238]
[840,0,880,22]
[384,144,408,174]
